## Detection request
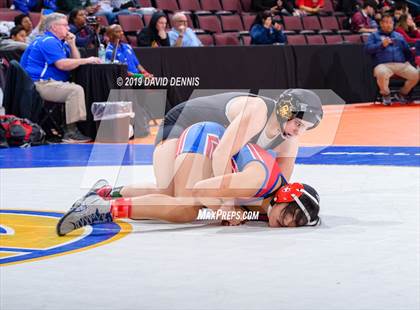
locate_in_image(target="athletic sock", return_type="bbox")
[110,198,132,219]
[97,186,123,199]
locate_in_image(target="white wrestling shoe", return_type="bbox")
[56,193,112,236]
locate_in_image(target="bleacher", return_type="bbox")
[1,0,380,46]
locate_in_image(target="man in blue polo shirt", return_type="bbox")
[365,13,419,105]
[168,13,202,47]
[105,24,152,77]
[20,12,101,142]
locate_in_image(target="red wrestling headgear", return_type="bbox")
[270,183,320,226]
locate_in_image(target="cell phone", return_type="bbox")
[42,9,54,15]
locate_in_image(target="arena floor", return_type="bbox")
[1,103,419,310]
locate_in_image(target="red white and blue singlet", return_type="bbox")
[176,122,286,198]
[231,143,285,198]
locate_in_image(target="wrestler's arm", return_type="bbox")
[192,162,266,208]
[212,97,267,177]
[272,137,299,181]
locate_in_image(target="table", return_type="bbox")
[72,63,128,138]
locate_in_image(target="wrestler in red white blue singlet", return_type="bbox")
[176,121,287,199]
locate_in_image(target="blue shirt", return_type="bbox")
[20,31,71,82]
[105,42,140,74]
[250,24,287,45]
[13,0,56,14]
[365,30,413,67]
[168,28,202,47]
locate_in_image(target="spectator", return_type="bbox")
[27,11,47,43]
[89,0,144,24]
[250,11,287,45]
[351,0,378,33]
[56,0,96,14]
[14,14,33,37]
[296,0,324,15]
[270,0,301,16]
[86,0,117,24]
[365,13,419,105]
[252,0,298,16]
[20,13,101,142]
[13,0,57,15]
[69,8,100,48]
[393,2,409,22]
[168,13,202,47]
[105,24,152,76]
[395,14,420,43]
[336,0,359,16]
[137,12,170,47]
[0,26,28,51]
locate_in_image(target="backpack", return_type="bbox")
[0,115,46,148]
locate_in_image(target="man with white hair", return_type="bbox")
[20,13,101,143]
[168,13,202,47]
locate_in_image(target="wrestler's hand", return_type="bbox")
[220,205,246,226]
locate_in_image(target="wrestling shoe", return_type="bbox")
[56,193,113,236]
[69,179,110,213]
[394,93,408,104]
[382,94,392,106]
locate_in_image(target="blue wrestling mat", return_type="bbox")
[0,144,418,168]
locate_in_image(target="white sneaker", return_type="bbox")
[56,193,112,236]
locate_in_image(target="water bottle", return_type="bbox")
[98,44,106,63]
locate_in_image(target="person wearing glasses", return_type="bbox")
[168,12,202,47]
[20,13,101,143]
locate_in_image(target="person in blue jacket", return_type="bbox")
[365,13,419,105]
[13,0,56,15]
[250,10,287,45]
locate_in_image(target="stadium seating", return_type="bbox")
[324,34,343,44]
[239,33,251,45]
[306,35,325,44]
[343,34,362,44]
[221,0,242,12]
[283,16,303,34]
[240,0,252,12]
[201,0,222,11]
[196,15,223,33]
[302,16,331,34]
[143,14,152,26]
[220,14,244,32]
[0,10,20,21]
[178,0,202,12]
[97,15,109,26]
[214,32,240,45]
[196,33,214,45]
[155,0,179,12]
[241,13,255,31]
[320,16,351,34]
[127,35,138,47]
[287,35,307,45]
[138,0,153,7]
[29,12,41,25]
[0,0,381,48]
[118,15,144,34]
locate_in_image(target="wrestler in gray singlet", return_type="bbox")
[155,92,286,149]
